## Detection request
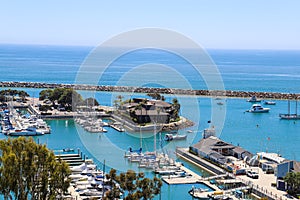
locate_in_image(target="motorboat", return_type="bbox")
[246,104,270,113]
[7,128,44,136]
[164,133,187,141]
[264,100,276,105]
[63,148,75,152]
[188,185,210,199]
[247,96,261,102]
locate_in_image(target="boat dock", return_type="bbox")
[109,122,125,132]
[161,165,200,184]
[55,149,87,166]
[55,149,105,200]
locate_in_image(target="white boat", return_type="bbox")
[7,128,44,136]
[164,133,187,141]
[188,186,210,199]
[279,114,300,120]
[246,104,270,113]
[247,96,261,102]
[264,100,276,105]
[110,122,125,132]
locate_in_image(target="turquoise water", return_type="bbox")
[0,44,300,199]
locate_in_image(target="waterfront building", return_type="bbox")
[120,98,175,124]
[190,136,253,166]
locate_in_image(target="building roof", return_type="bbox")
[257,152,286,164]
[193,136,254,162]
[232,146,247,154]
[149,100,172,108]
[193,136,220,155]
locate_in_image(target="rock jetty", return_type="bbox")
[1,81,299,100]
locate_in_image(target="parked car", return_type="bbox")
[247,170,259,179]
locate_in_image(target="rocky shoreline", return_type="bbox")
[1,81,300,100]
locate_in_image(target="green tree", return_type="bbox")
[146,93,161,100]
[0,137,71,200]
[284,172,300,196]
[171,98,180,121]
[58,89,73,107]
[49,88,65,104]
[39,88,83,111]
[82,97,99,107]
[39,89,53,101]
[17,91,29,101]
[0,89,29,101]
[104,169,162,200]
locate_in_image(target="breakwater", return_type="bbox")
[1,81,300,100]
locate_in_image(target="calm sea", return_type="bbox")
[0,44,299,199]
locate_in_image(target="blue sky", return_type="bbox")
[1,0,300,49]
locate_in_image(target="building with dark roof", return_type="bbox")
[120,98,175,124]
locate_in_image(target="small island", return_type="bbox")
[111,93,194,132]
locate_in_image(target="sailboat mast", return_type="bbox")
[296,100,298,115]
[139,126,142,149]
[154,122,156,154]
[288,100,290,115]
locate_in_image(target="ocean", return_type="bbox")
[0,44,299,199]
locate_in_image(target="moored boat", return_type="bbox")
[188,185,210,199]
[279,113,300,120]
[246,104,270,113]
[264,100,276,105]
[247,96,261,102]
[7,129,44,136]
[279,100,300,120]
[164,133,187,141]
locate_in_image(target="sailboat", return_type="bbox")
[279,100,300,120]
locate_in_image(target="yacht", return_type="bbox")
[7,128,44,136]
[264,100,276,105]
[246,104,270,113]
[247,96,261,102]
[164,133,187,141]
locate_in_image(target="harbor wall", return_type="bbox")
[1,81,300,100]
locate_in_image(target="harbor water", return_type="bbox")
[0,44,300,199]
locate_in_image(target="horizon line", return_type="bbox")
[1,42,300,51]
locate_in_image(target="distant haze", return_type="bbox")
[0,1,300,49]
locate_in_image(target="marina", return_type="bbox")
[1,102,51,136]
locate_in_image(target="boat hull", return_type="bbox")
[8,131,44,136]
[247,109,270,113]
[279,114,300,120]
